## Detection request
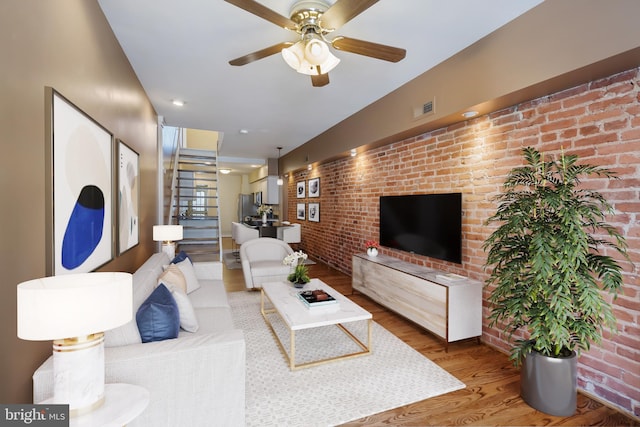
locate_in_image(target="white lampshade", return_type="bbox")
[17,272,133,341]
[282,41,305,70]
[304,38,329,65]
[153,225,183,242]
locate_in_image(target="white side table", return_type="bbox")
[42,383,149,427]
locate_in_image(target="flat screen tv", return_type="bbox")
[379,193,462,264]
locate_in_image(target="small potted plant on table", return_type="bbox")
[483,147,629,416]
[365,240,379,257]
[283,250,310,288]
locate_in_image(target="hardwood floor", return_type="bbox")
[220,239,638,426]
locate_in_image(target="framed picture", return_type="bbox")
[296,203,306,220]
[118,140,139,255]
[296,181,305,198]
[308,177,320,198]
[308,203,320,222]
[46,88,113,275]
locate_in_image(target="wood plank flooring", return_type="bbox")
[221,240,638,426]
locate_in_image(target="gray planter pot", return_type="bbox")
[520,349,577,416]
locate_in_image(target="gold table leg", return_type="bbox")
[261,289,373,370]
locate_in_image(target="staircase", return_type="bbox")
[170,147,221,262]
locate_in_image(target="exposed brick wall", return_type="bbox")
[287,67,640,417]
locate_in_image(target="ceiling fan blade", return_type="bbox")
[320,0,379,31]
[224,0,297,30]
[311,72,330,87]
[332,36,406,62]
[229,42,293,66]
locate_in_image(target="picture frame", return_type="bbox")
[296,203,306,220]
[296,181,305,198]
[308,202,320,222]
[46,88,114,275]
[308,177,320,198]
[118,140,139,255]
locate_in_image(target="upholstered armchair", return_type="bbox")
[232,222,259,258]
[277,223,301,244]
[240,238,293,290]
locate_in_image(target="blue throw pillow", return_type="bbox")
[136,284,180,343]
[171,250,190,264]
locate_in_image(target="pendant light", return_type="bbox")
[276,147,284,186]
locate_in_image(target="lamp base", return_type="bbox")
[161,242,176,259]
[52,333,105,416]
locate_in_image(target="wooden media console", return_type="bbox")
[352,253,482,350]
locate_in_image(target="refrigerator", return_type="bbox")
[238,194,255,222]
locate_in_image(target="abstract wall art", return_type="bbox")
[296,181,305,198]
[118,140,139,254]
[47,89,113,275]
[308,203,320,222]
[296,203,306,220]
[308,177,320,198]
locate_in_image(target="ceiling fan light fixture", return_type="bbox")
[282,38,339,76]
[282,41,305,70]
[304,38,329,65]
[315,51,339,74]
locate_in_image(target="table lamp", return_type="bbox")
[17,272,132,416]
[153,225,183,259]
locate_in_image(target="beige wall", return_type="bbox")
[185,128,218,150]
[218,174,243,237]
[0,1,158,403]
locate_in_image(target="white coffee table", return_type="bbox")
[261,278,372,370]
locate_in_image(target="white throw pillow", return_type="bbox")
[158,264,187,293]
[175,258,201,293]
[165,283,199,332]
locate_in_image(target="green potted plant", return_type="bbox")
[283,250,310,288]
[483,147,629,416]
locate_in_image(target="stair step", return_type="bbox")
[176,176,217,182]
[175,186,219,191]
[177,168,217,174]
[179,148,217,157]
[175,196,218,200]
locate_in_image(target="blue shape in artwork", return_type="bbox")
[62,185,105,270]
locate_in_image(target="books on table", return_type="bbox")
[297,289,339,309]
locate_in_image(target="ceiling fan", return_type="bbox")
[225,0,406,87]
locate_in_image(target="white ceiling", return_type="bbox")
[98,0,542,173]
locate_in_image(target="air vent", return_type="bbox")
[412,97,436,119]
[423,101,434,115]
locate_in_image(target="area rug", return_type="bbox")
[223,250,241,269]
[228,291,465,427]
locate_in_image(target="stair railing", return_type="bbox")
[166,130,183,224]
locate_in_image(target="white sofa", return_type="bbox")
[32,252,246,427]
[240,237,293,289]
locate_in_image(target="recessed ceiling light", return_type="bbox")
[219,169,231,174]
[172,99,185,107]
[239,129,249,134]
[250,164,260,168]
[462,110,478,118]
